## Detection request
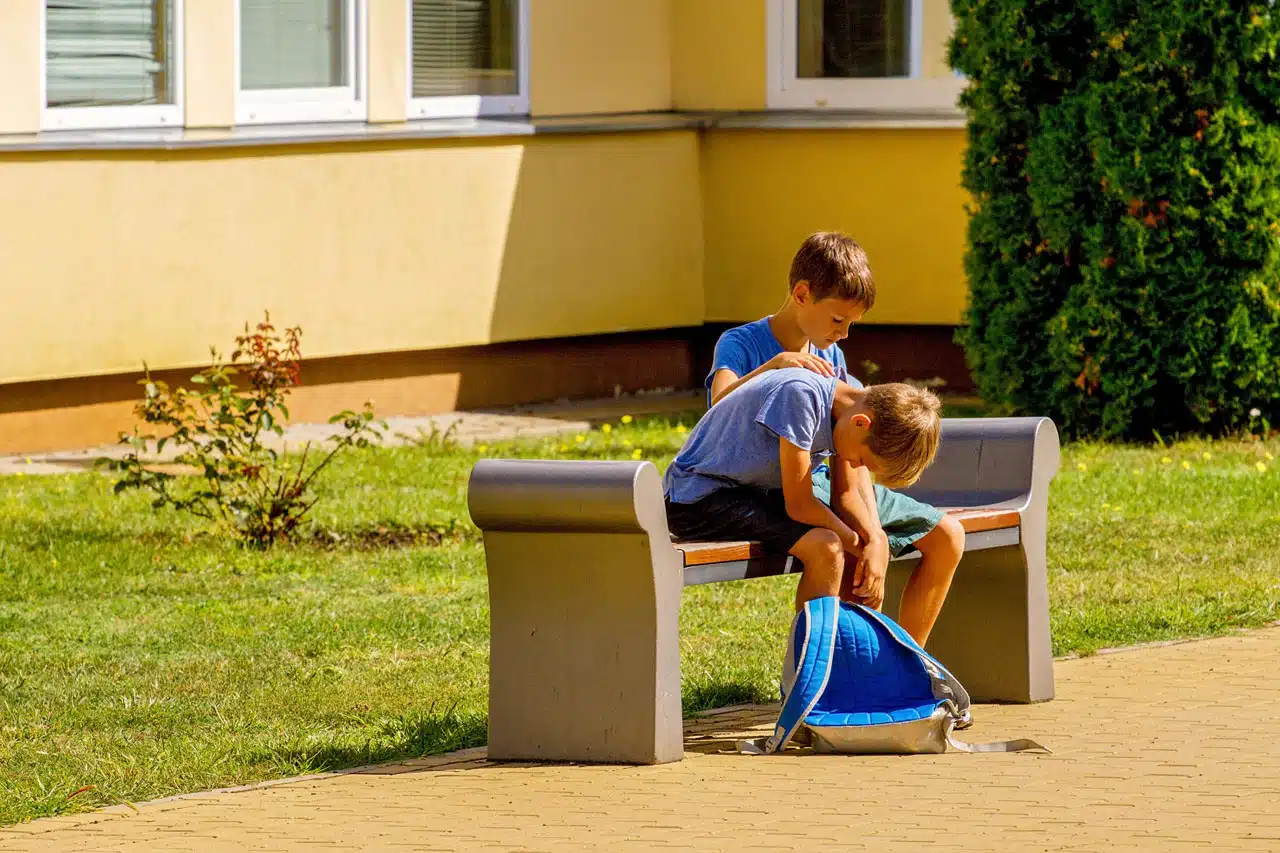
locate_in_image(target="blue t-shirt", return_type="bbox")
[664,368,837,504]
[705,317,860,407]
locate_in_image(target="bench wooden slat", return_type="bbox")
[945,507,1022,534]
[673,507,1020,567]
[676,540,766,566]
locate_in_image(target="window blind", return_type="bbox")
[411,0,518,98]
[45,0,173,108]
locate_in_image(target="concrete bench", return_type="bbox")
[468,416,1060,765]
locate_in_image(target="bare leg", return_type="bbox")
[896,515,964,646]
[789,528,845,612]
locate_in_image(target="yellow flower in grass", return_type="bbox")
[621,415,634,424]
[601,423,612,434]
[575,434,586,444]
[558,444,569,452]
[1257,462,1269,473]
[622,439,632,448]
[1076,462,1087,472]
[1202,451,1212,461]
[1132,469,1143,476]
[632,448,643,460]
[675,424,688,434]
[1161,456,1172,465]
[1181,461,1192,471]
[476,444,488,454]
[1267,452,1275,461]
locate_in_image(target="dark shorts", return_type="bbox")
[665,487,813,556]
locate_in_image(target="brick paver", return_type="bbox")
[5,628,1280,852]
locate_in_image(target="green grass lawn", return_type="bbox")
[1,410,1278,825]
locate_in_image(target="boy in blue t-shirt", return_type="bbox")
[665,368,947,644]
[702,232,964,644]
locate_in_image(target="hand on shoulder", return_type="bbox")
[765,351,836,377]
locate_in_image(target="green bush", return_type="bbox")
[951,0,1280,439]
[101,315,383,547]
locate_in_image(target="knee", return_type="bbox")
[813,529,845,566]
[921,515,966,564]
[800,529,845,570]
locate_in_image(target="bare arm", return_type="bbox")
[779,438,860,553]
[831,460,885,544]
[708,369,755,408]
[832,458,890,604]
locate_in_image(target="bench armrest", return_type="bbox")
[468,458,672,537]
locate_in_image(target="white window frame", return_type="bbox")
[766,0,964,111]
[405,0,530,120]
[39,0,185,131]
[235,0,368,125]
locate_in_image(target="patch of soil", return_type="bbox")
[134,523,473,551]
[302,523,472,551]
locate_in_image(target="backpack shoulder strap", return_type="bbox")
[739,596,839,754]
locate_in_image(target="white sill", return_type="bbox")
[0,109,966,153]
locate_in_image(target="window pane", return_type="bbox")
[241,0,349,91]
[412,0,519,98]
[46,0,176,108]
[796,0,910,79]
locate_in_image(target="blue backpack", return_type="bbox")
[740,597,1045,755]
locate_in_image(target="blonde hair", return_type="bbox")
[789,231,876,307]
[862,383,942,488]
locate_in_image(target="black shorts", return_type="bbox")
[665,487,814,556]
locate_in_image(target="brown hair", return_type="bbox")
[789,231,876,307]
[862,383,942,488]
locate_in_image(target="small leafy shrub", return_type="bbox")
[951,0,1280,439]
[103,314,384,547]
[398,420,461,456]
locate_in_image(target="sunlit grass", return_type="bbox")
[1,408,1277,825]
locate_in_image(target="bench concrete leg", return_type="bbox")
[884,539,1054,703]
[484,530,685,764]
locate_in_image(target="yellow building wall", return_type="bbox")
[2,0,959,132]
[671,0,768,110]
[700,128,968,325]
[0,3,40,135]
[368,0,409,123]
[0,132,704,384]
[922,0,959,79]
[183,0,235,128]
[531,0,673,116]
[0,0,974,391]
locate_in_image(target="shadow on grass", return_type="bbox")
[3,518,478,555]
[298,521,478,551]
[248,707,489,776]
[247,686,772,779]
[0,520,177,550]
[682,680,771,715]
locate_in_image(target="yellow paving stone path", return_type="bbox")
[5,628,1280,852]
